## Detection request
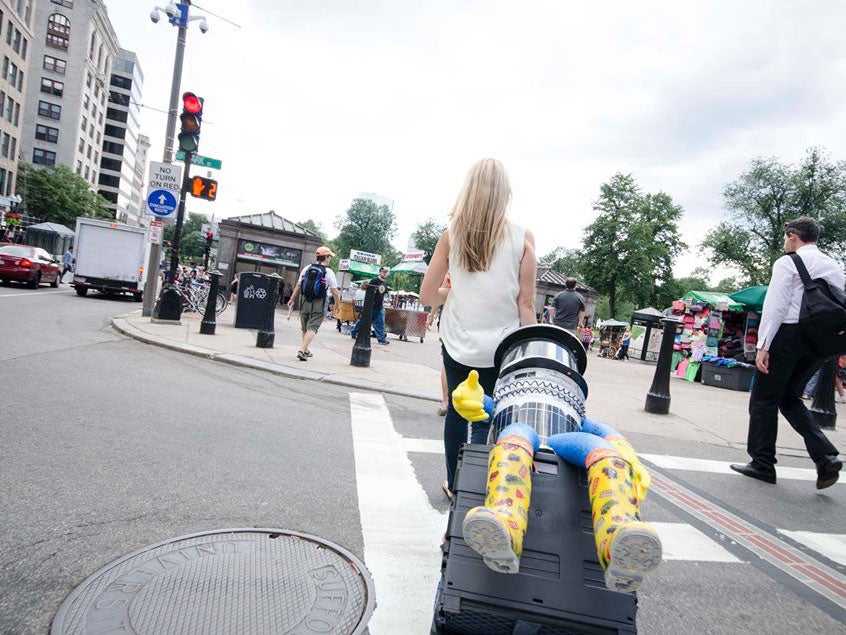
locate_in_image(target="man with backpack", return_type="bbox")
[731,217,844,489]
[287,246,340,361]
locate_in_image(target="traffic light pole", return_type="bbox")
[142,5,190,317]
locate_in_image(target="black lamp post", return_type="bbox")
[199,270,222,335]
[350,283,376,367]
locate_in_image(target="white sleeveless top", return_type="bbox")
[440,223,525,368]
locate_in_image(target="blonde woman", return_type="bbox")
[420,159,537,499]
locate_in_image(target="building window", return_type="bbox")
[35,124,58,143]
[10,136,16,159]
[5,21,11,45]
[98,172,119,188]
[80,115,86,132]
[106,107,127,124]
[2,57,7,80]
[13,102,19,126]
[110,75,132,90]
[84,165,89,179]
[77,137,83,152]
[86,72,91,87]
[37,100,61,120]
[33,148,56,166]
[7,62,16,87]
[108,91,130,107]
[40,77,63,96]
[88,122,94,137]
[104,124,125,140]
[16,69,22,92]
[101,156,121,172]
[86,144,91,159]
[21,37,27,60]
[43,54,66,74]
[52,0,74,7]
[4,96,13,122]
[46,13,70,51]
[0,168,6,195]
[93,150,98,163]
[2,133,9,157]
[12,28,21,54]
[75,160,81,174]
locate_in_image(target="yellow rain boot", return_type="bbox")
[588,456,662,592]
[462,435,534,574]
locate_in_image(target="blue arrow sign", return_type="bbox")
[146,189,177,217]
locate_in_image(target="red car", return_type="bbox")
[0,245,61,288]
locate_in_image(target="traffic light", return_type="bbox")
[177,92,203,153]
[189,176,218,201]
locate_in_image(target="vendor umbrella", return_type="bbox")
[730,285,768,313]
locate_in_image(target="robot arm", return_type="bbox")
[451,369,495,422]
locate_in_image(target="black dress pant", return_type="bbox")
[747,324,839,467]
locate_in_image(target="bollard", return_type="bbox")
[199,271,222,335]
[351,283,376,367]
[810,356,838,430]
[153,284,183,321]
[256,272,282,348]
[644,317,681,414]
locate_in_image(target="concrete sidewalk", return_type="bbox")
[113,306,846,454]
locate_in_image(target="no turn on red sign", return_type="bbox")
[147,161,183,193]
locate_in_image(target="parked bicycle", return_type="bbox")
[178,278,227,315]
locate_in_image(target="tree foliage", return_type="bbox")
[539,247,582,277]
[579,173,686,318]
[703,147,846,284]
[18,163,112,226]
[163,212,209,263]
[333,198,397,263]
[297,218,328,243]
[410,218,446,264]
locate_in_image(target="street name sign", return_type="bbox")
[175,150,222,170]
[147,189,177,217]
[148,161,183,192]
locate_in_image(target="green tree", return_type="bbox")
[580,174,686,317]
[410,218,446,263]
[163,212,209,262]
[334,198,398,261]
[702,147,846,284]
[297,218,327,242]
[539,247,582,276]
[18,163,112,225]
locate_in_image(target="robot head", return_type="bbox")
[489,325,588,446]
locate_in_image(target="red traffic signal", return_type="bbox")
[183,92,202,114]
[178,92,204,153]
[190,176,218,201]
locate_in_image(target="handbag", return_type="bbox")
[788,253,846,355]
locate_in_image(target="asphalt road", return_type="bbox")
[0,283,844,634]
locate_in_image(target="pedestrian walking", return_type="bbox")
[350,266,390,345]
[61,248,73,282]
[420,158,538,501]
[287,246,340,361]
[616,328,631,360]
[731,217,843,489]
[552,277,585,338]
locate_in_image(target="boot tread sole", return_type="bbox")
[605,524,662,593]
[462,508,519,574]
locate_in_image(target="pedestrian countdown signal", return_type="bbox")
[190,176,218,201]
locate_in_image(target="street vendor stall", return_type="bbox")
[597,319,628,358]
[334,253,382,328]
[385,252,429,342]
[730,286,767,359]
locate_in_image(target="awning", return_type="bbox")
[341,260,381,277]
[25,222,74,236]
[390,260,428,275]
[729,286,768,313]
[680,290,744,312]
[601,319,629,328]
[631,307,664,322]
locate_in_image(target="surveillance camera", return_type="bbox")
[149,9,160,23]
[199,18,209,33]
[165,2,179,18]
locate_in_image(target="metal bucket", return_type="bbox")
[489,325,588,446]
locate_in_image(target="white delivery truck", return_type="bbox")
[72,218,148,301]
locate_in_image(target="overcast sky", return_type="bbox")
[107,1,846,278]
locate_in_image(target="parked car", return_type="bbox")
[0,245,62,288]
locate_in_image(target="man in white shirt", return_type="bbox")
[731,217,843,489]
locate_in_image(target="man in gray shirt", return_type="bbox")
[553,277,585,335]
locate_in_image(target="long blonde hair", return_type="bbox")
[449,158,512,272]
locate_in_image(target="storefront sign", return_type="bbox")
[402,250,425,262]
[338,258,351,271]
[349,249,381,265]
[237,239,302,267]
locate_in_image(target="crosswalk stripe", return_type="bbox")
[778,530,846,566]
[652,522,743,562]
[349,393,444,634]
[639,453,834,483]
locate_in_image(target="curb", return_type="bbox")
[111,315,442,403]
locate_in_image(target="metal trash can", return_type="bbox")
[234,272,275,329]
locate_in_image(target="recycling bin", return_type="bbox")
[234,272,275,329]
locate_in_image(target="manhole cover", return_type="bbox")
[52,528,375,635]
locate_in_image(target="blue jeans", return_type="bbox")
[351,307,387,343]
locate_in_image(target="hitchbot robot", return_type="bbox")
[432,325,662,634]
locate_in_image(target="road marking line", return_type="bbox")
[349,392,445,634]
[649,472,846,609]
[402,437,443,455]
[779,530,846,567]
[0,289,74,298]
[639,453,830,483]
[651,522,743,562]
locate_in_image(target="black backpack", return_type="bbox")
[789,253,846,355]
[301,263,327,301]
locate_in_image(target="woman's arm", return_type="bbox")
[420,231,450,307]
[517,229,538,325]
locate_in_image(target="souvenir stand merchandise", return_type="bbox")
[670,291,747,384]
[384,254,430,343]
[729,286,768,359]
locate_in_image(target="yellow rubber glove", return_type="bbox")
[451,370,489,422]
